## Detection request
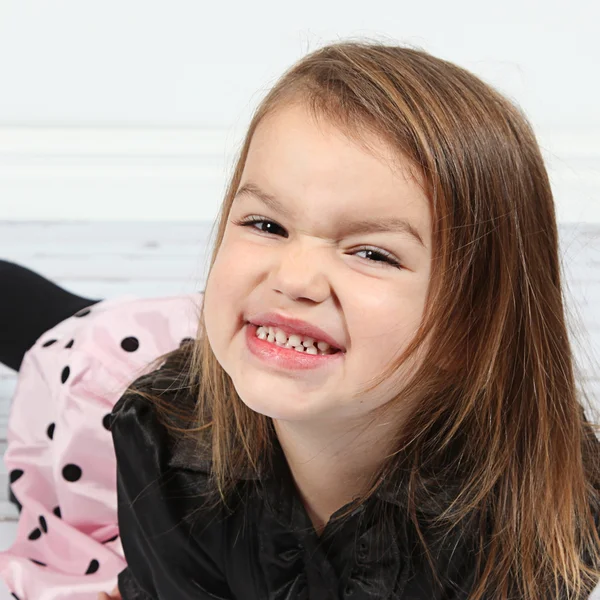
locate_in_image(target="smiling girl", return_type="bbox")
[2,39,600,599]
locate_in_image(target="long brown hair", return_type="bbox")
[122,39,600,598]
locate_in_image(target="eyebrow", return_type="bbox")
[233,183,427,249]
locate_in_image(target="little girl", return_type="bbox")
[1,39,600,599]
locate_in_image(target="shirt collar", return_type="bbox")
[167,422,455,512]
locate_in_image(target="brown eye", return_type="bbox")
[352,247,402,268]
[235,216,287,237]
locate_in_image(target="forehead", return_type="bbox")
[240,103,432,246]
[249,103,414,174]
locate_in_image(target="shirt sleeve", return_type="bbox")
[110,372,234,600]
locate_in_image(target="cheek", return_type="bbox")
[214,239,260,282]
[349,309,421,355]
[203,247,254,345]
[206,247,249,301]
[347,311,425,400]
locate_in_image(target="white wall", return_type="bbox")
[0,0,598,222]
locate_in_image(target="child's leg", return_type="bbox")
[0,260,103,371]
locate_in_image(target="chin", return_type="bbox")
[235,391,320,422]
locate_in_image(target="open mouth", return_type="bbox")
[246,322,343,356]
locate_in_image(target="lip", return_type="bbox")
[245,323,344,371]
[246,311,345,351]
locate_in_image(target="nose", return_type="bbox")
[269,240,330,302]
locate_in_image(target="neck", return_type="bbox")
[272,413,398,535]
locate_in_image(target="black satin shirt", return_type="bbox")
[110,366,483,600]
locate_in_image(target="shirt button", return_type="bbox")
[357,540,368,560]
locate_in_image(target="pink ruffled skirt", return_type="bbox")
[0,294,202,599]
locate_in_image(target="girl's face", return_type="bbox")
[203,103,432,426]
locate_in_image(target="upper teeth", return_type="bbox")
[255,325,335,354]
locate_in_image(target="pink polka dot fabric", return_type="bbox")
[0,293,203,599]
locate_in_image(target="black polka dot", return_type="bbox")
[53,506,61,519]
[28,528,41,541]
[9,488,22,512]
[9,469,24,484]
[46,423,55,440]
[85,559,99,575]
[42,339,57,348]
[61,366,70,384]
[120,336,139,352]
[74,308,91,318]
[39,515,47,533]
[11,592,21,599]
[62,464,82,482]
[102,413,113,431]
[102,533,119,544]
[65,339,74,349]
[29,558,46,566]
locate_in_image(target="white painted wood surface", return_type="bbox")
[0,220,599,597]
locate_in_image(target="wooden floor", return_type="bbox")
[0,220,599,597]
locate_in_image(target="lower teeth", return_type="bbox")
[270,339,331,355]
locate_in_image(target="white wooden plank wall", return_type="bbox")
[0,220,599,596]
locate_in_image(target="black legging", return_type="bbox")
[0,260,103,372]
